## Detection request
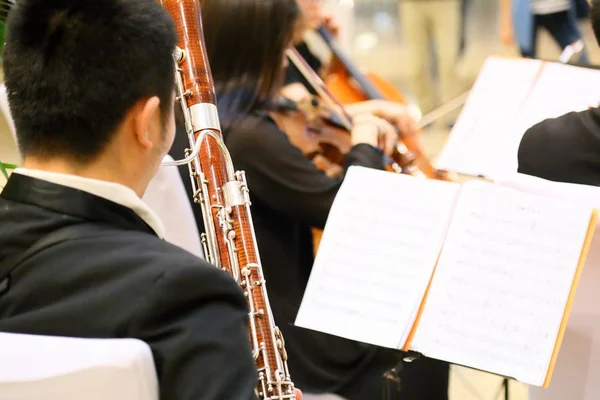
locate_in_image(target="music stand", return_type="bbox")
[382,351,421,400]
[502,377,510,400]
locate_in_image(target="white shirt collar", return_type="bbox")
[12,168,165,238]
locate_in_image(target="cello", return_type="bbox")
[316,26,458,181]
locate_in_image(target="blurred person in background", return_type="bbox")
[500,0,590,63]
[517,0,600,184]
[398,0,463,125]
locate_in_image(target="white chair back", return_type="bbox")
[143,155,204,259]
[0,332,158,400]
[495,173,600,399]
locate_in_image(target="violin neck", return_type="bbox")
[316,26,384,100]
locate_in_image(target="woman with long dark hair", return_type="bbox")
[170,0,449,399]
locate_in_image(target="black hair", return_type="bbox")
[3,0,178,162]
[202,0,301,122]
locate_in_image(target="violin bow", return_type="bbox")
[286,47,353,130]
[286,47,405,169]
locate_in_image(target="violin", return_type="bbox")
[316,26,456,182]
[268,96,348,179]
[271,48,426,253]
[271,48,424,176]
[268,95,423,178]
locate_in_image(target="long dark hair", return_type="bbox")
[202,0,300,122]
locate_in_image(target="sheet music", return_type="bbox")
[411,180,593,386]
[295,166,460,349]
[495,63,600,178]
[495,172,600,211]
[496,173,600,399]
[435,57,543,177]
[496,172,600,317]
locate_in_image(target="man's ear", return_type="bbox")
[134,96,161,149]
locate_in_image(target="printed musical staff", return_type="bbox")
[295,167,460,349]
[412,181,593,386]
[295,167,596,388]
[436,57,543,178]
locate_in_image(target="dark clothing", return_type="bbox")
[518,108,600,185]
[520,9,589,64]
[169,129,205,231]
[284,42,322,95]
[574,0,590,20]
[0,173,258,400]
[170,111,449,399]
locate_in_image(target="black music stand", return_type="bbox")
[382,351,421,400]
[501,377,509,400]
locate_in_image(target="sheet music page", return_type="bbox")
[496,173,600,398]
[435,57,543,178]
[295,166,460,349]
[411,180,594,386]
[494,63,600,178]
[496,172,600,317]
[495,172,600,209]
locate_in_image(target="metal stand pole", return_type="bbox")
[382,352,421,400]
[503,377,509,400]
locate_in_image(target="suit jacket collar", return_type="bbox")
[1,173,157,237]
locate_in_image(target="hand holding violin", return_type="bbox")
[345,100,418,138]
[351,113,398,156]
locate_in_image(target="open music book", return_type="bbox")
[435,56,600,179]
[295,166,598,387]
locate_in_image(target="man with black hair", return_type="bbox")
[0,1,259,399]
[517,1,600,185]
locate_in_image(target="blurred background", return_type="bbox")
[0,2,597,398]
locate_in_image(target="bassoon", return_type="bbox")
[159,1,296,398]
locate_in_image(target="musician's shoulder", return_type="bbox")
[122,235,246,303]
[522,108,599,146]
[95,229,224,281]
[518,108,600,178]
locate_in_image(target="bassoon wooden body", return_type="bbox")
[160,1,295,398]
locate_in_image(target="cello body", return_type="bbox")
[325,68,407,104]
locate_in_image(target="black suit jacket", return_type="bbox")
[518,108,600,185]
[0,173,258,400]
